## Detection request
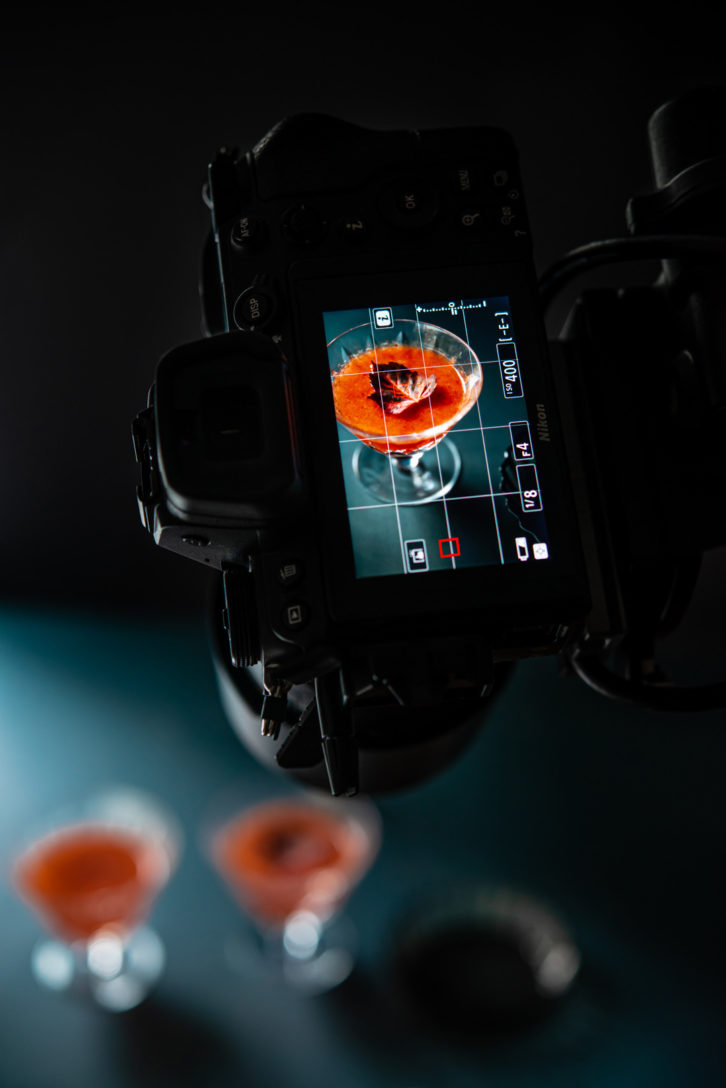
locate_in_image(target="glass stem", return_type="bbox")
[394,452,425,475]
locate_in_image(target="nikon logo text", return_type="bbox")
[536,404,550,442]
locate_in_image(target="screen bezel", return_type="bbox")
[291,256,588,626]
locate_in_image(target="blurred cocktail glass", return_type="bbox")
[204,776,381,994]
[329,318,482,504]
[10,786,182,1011]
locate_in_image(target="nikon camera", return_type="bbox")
[133,115,591,794]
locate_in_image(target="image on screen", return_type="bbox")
[323,295,552,579]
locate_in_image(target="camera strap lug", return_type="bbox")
[260,677,291,740]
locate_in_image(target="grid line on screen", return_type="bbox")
[415,310,456,570]
[366,310,409,574]
[461,304,505,564]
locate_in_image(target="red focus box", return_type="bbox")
[438,537,460,558]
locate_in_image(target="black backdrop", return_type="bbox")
[3,16,726,1088]
[2,9,725,620]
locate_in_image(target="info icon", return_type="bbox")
[405,539,429,572]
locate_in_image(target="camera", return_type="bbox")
[133,96,726,795]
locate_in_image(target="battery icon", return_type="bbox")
[515,536,529,562]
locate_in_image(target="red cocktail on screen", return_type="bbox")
[329,319,482,504]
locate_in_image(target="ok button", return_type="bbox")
[380,176,438,229]
[397,189,424,213]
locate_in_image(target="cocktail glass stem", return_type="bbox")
[31,925,165,1011]
[11,788,181,1012]
[223,910,358,996]
[207,789,380,995]
[393,452,424,474]
[252,910,357,995]
[353,440,461,505]
[391,451,441,499]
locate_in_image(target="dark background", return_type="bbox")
[3,10,726,1088]
[2,8,725,618]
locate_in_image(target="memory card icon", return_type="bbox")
[405,539,429,572]
[515,536,529,562]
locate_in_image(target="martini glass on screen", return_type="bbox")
[204,776,381,995]
[329,319,483,504]
[10,786,182,1012]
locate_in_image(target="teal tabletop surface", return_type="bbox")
[1,604,725,1088]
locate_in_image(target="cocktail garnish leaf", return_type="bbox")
[368,360,437,415]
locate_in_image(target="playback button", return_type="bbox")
[281,601,309,630]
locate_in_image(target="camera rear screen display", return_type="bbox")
[323,295,552,579]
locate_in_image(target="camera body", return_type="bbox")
[133,115,590,790]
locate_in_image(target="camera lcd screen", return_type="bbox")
[323,295,552,579]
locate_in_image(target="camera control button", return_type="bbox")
[456,206,486,234]
[230,214,264,251]
[232,287,275,330]
[281,601,309,630]
[282,204,326,246]
[278,559,303,587]
[336,213,369,243]
[394,184,436,217]
[448,165,482,197]
[494,201,528,235]
[379,177,439,229]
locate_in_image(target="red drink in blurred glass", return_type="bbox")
[210,800,373,928]
[12,824,172,942]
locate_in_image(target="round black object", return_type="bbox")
[282,204,326,246]
[391,888,581,1040]
[396,926,548,1036]
[232,287,275,330]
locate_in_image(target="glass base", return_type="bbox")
[224,911,358,997]
[31,925,165,1012]
[352,437,461,505]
